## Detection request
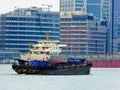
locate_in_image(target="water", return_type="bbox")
[0,64,120,90]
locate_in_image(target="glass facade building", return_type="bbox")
[60,0,110,21]
[60,0,108,55]
[0,7,60,60]
[117,22,120,52]
[0,49,20,60]
[60,12,107,55]
[112,0,120,53]
[60,0,111,54]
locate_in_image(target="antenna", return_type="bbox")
[42,4,53,11]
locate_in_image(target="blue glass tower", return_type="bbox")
[112,0,120,53]
[60,0,110,21]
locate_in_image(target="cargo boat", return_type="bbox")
[12,58,92,75]
[12,33,92,75]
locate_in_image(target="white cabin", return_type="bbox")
[21,40,66,61]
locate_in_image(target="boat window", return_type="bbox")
[47,52,49,55]
[36,47,39,49]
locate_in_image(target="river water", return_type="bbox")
[0,64,120,90]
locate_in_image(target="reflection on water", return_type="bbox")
[0,64,120,90]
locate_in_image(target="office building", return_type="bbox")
[111,0,120,53]
[0,7,60,60]
[60,0,110,21]
[60,12,107,55]
[60,0,111,54]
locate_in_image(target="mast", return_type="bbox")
[46,32,49,41]
[28,42,31,55]
[28,42,33,59]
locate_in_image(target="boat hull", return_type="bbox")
[12,65,91,75]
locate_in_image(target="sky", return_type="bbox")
[0,0,59,14]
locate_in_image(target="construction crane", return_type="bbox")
[42,4,53,11]
[81,0,87,13]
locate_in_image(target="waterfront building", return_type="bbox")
[0,49,20,60]
[111,0,120,53]
[60,0,110,21]
[0,7,60,60]
[60,12,107,55]
[117,22,120,52]
[60,0,111,54]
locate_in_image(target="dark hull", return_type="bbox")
[12,65,91,75]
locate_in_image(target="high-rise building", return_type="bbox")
[112,0,120,53]
[60,12,107,55]
[0,7,60,60]
[117,22,120,52]
[60,0,110,21]
[60,0,108,55]
[60,0,111,54]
